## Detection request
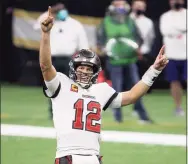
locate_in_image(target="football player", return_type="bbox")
[40,6,169,164]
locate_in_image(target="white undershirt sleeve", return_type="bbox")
[109,92,122,109]
[102,83,122,110]
[44,74,60,97]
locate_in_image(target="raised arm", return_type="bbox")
[121,46,169,106]
[40,6,57,81]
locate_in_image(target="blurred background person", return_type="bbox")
[160,0,186,116]
[34,3,89,119]
[131,0,155,57]
[97,0,152,123]
[130,0,155,90]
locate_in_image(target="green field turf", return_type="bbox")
[1,136,186,164]
[1,84,186,134]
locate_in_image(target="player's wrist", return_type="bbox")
[42,31,51,35]
[141,65,162,87]
[150,65,162,74]
[42,31,51,40]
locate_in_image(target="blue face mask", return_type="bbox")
[114,7,127,14]
[56,9,68,21]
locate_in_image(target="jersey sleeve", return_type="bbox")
[102,83,122,111]
[43,72,69,98]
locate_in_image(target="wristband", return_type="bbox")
[142,65,162,86]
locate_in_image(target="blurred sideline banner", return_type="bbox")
[13,8,102,50]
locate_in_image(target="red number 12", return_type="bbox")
[72,99,101,133]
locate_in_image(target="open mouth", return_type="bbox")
[80,76,90,83]
[76,73,92,84]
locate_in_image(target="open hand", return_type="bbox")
[153,45,169,71]
[41,6,54,33]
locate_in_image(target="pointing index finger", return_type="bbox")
[48,6,52,17]
[159,45,165,56]
[158,45,165,58]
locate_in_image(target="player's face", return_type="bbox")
[76,65,94,84]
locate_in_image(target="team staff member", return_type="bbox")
[160,0,186,116]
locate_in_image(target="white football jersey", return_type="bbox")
[44,72,122,158]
